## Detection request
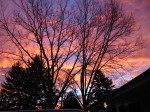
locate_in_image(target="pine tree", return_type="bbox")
[0,56,48,110]
[0,55,60,110]
[26,56,59,109]
[1,62,26,110]
[24,55,57,109]
[90,70,114,105]
[23,55,47,109]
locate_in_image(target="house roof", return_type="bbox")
[108,68,150,100]
[107,68,150,103]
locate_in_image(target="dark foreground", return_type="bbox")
[1,109,84,112]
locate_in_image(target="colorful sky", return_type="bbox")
[0,0,150,87]
[111,0,150,87]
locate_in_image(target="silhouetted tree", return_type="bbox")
[89,70,114,107]
[72,0,141,110]
[0,0,143,110]
[1,62,26,110]
[0,0,79,108]
[62,91,82,109]
[23,55,47,109]
[26,56,60,109]
[0,55,61,110]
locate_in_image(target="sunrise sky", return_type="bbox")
[0,0,150,87]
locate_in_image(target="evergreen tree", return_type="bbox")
[90,70,114,106]
[24,55,47,109]
[0,55,59,110]
[0,56,46,110]
[1,62,27,110]
[24,55,58,109]
[26,56,59,109]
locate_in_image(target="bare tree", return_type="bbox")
[0,0,142,110]
[72,0,141,110]
[0,0,80,109]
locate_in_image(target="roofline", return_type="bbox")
[107,68,150,101]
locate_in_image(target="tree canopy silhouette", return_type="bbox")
[89,70,114,107]
[23,55,47,109]
[1,62,27,110]
[0,56,59,110]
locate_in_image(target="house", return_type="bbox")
[90,68,150,112]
